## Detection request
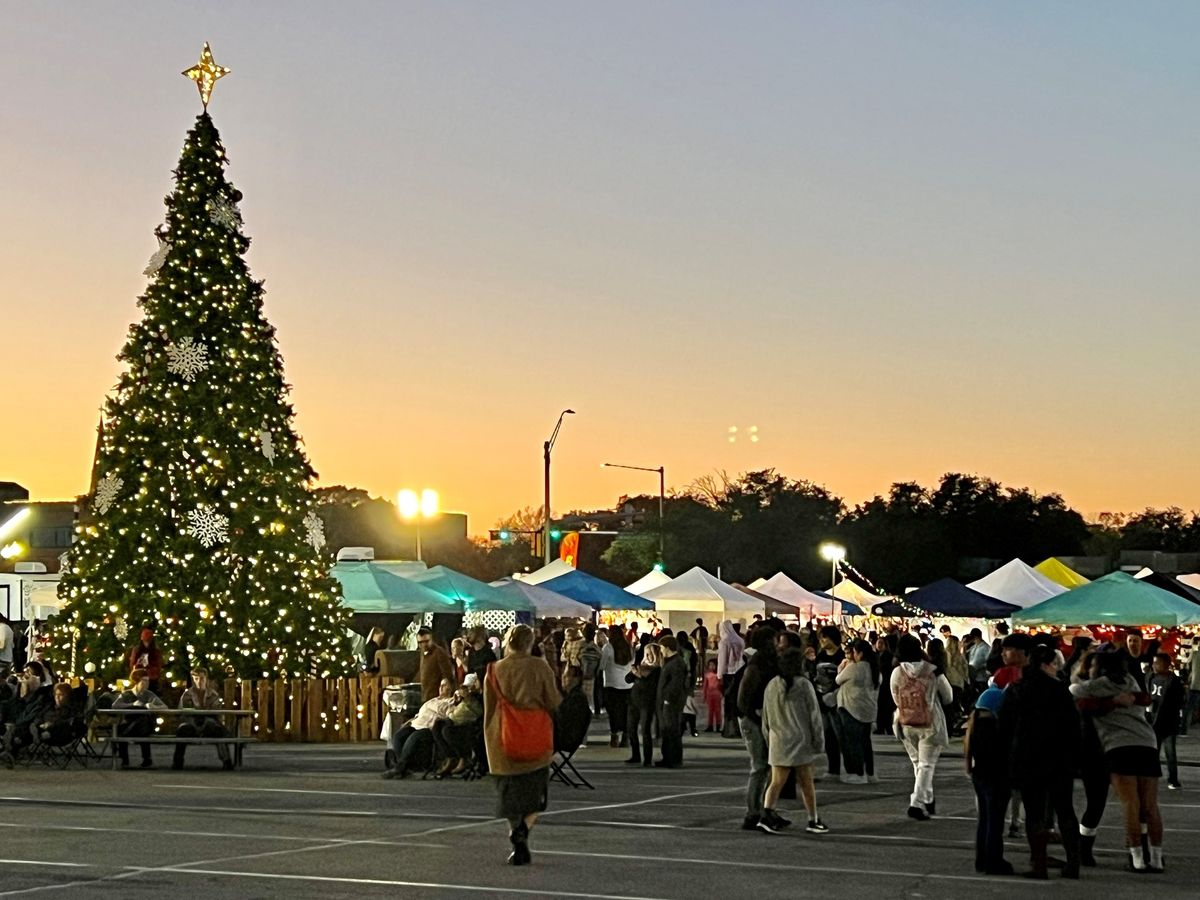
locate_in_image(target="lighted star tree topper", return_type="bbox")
[50,45,352,681]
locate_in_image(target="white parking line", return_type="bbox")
[124,867,673,899]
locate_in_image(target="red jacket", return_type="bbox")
[127,642,163,681]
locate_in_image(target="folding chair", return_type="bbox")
[550,686,594,790]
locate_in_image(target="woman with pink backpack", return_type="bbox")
[891,633,953,821]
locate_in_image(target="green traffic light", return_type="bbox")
[549,529,561,539]
[499,530,510,541]
[653,562,664,572]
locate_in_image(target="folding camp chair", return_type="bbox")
[550,686,593,790]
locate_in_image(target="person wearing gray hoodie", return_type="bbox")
[1071,650,1163,873]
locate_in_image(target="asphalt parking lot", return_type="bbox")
[1,720,1197,899]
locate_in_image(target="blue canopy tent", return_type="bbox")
[812,590,865,616]
[540,569,656,612]
[904,578,1021,619]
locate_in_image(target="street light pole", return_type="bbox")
[602,462,666,567]
[819,542,846,619]
[544,409,575,566]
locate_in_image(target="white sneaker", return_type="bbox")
[840,774,868,785]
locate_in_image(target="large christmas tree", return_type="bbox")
[52,46,351,681]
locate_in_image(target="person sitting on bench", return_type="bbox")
[382,677,456,779]
[113,667,167,769]
[0,663,54,767]
[35,682,80,746]
[174,666,232,771]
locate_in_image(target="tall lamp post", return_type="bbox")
[543,409,575,565]
[602,462,665,568]
[397,489,439,562]
[819,542,846,618]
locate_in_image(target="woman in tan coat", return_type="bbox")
[484,624,561,865]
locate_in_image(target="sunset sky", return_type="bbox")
[2,3,1198,534]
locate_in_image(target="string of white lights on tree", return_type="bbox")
[50,44,352,682]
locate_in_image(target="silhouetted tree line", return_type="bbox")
[316,475,1200,593]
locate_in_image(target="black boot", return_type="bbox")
[507,821,531,866]
[1080,834,1097,867]
[1025,834,1049,880]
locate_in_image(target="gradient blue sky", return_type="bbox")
[2,2,1198,532]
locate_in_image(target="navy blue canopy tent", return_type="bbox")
[904,578,1021,619]
[812,590,864,616]
[540,569,656,612]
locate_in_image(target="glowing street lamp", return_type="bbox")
[819,542,846,617]
[1,542,25,560]
[397,489,439,561]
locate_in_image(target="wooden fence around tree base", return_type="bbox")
[215,675,409,743]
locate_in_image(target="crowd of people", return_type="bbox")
[388,612,1195,872]
[0,625,237,770]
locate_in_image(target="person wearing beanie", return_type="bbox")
[126,627,164,694]
[964,686,1012,875]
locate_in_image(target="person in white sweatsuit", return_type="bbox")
[890,633,953,820]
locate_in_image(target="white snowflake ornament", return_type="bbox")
[143,238,171,278]
[113,618,129,642]
[303,510,326,552]
[259,425,276,463]
[208,196,242,231]
[166,337,210,382]
[187,504,229,548]
[93,474,124,515]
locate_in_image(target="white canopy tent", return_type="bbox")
[754,572,848,618]
[831,577,895,611]
[641,566,765,632]
[967,559,1068,609]
[746,576,767,590]
[1179,573,1200,591]
[625,569,672,596]
[490,578,594,619]
[517,559,576,585]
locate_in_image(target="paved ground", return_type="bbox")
[1,718,1197,899]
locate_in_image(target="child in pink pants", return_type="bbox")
[702,659,723,732]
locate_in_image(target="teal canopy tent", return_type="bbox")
[407,565,534,614]
[331,560,462,634]
[1013,572,1200,629]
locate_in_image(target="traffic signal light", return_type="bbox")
[488,529,512,542]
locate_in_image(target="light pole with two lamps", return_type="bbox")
[601,462,665,568]
[397,489,439,562]
[819,542,846,618]
[543,409,575,565]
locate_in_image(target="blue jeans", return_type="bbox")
[972,774,1009,872]
[740,717,769,816]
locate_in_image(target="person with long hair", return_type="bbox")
[944,635,968,730]
[875,633,897,735]
[1068,644,1108,867]
[1071,650,1165,873]
[625,643,661,766]
[836,638,879,784]
[891,633,952,821]
[483,624,560,866]
[736,624,781,830]
[600,626,633,748]
[999,644,1082,879]
[758,648,828,835]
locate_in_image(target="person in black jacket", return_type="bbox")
[625,644,661,767]
[999,644,1082,880]
[655,636,689,768]
[1149,652,1184,789]
[736,624,780,830]
[465,627,497,681]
